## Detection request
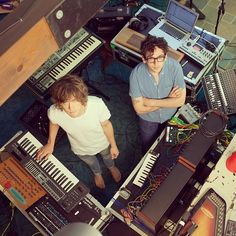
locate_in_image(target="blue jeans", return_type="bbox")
[77,146,114,175]
[139,118,166,155]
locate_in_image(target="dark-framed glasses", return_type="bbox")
[146,55,166,63]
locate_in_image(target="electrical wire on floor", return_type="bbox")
[1,202,15,236]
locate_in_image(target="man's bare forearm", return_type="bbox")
[101,120,117,148]
[136,105,160,114]
[143,88,186,108]
[47,122,60,146]
[144,97,184,108]
[132,99,160,114]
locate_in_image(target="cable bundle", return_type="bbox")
[199,110,228,138]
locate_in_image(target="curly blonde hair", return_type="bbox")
[50,74,88,109]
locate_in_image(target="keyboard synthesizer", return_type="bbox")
[5,131,89,213]
[26,28,104,99]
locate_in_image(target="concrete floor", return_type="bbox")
[193,0,236,70]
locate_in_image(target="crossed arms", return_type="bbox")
[132,86,186,115]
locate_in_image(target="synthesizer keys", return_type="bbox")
[133,152,159,188]
[5,131,89,213]
[26,28,104,99]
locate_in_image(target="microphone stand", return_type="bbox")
[214,0,225,35]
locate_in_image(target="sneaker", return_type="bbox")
[94,174,105,189]
[109,166,121,183]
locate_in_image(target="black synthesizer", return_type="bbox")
[5,131,89,213]
[26,28,104,99]
[202,69,236,115]
[27,194,103,236]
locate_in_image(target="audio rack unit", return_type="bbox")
[202,69,236,115]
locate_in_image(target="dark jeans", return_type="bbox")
[139,117,166,155]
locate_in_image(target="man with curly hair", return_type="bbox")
[37,74,121,189]
[129,36,186,154]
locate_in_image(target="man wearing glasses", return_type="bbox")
[129,35,186,154]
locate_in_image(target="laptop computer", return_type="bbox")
[149,0,199,50]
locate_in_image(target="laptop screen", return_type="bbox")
[165,0,199,33]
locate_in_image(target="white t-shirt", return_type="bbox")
[48,96,111,155]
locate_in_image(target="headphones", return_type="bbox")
[129,15,149,32]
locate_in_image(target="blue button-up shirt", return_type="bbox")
[129,57,185,123]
